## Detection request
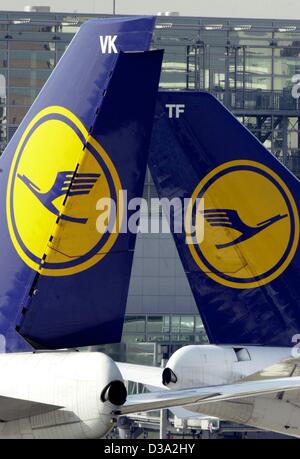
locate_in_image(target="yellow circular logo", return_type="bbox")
[7,106,123,276]
[186,160,299,289]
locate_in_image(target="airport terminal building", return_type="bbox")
[1,10,300,365]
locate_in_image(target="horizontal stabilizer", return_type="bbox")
[120,376,300,415]
[0,395,61,422]
[117,362,164,389]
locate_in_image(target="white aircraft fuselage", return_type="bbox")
[0,352,125,439]
[162,345,300,437]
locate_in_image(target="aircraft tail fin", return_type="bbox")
[149,91,300,347]
[0,18,163,351]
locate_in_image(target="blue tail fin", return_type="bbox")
[149,91,300,347]
[0,17,163,351]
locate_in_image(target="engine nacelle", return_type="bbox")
[0,352,127,439]
[162,345,291,389]
[163,345,238,389]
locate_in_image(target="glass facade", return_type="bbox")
[1,11,300,361]
[153,17,300,174]
[95,314,208,365]
[0,13,300,169]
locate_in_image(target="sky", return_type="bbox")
[0,0,300,20]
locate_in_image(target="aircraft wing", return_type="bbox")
[244,356,300,381]
[118,376,300,415]
[0,395,62,421]
[117,362,164,389]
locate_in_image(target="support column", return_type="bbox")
[160,357,169,439]
[282,116,288,166]
[159,409,169,439]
